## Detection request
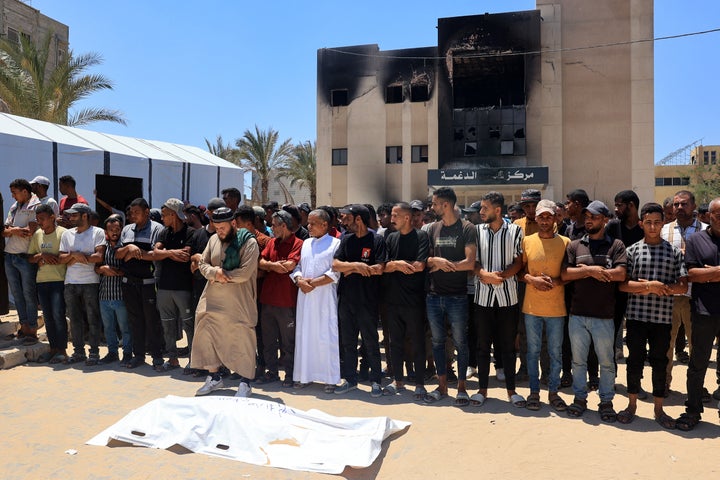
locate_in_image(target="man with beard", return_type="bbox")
[382,202,428,399]
[521,200,570,412]
[562,201,626,422]
[192,207,258,397]
[58,203,106,365]
[472,192,525,408]
[661,190,706,396]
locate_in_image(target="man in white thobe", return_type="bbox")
[291,209,341,391]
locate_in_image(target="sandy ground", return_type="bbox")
[2,310,720,480]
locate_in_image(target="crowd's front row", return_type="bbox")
[4,178,720,433]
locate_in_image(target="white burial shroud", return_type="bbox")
[87,395,410,474]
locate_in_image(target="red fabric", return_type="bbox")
[59,194,89,214]
[259,234,303,307]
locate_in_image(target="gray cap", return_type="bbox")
[409,199,425,211]
[30,175,50,186]
[583,200,611,217]
[162,198,186,221]
[65,203,91,214]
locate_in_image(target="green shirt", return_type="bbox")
[28,226,67,283]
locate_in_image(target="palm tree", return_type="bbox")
[205,134,241,165]
[281,140,317,208]
[0,31,125,126]
[235,125,293,204]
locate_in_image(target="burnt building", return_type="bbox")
[317,0,654,207]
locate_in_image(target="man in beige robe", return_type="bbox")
[191,207,258,397]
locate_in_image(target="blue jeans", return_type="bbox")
[426,294,469,381]
[525,314,564,393]
[568,315,616,402]
[36,281,67,350]
[100,299,132,356]
[4,253,38,327]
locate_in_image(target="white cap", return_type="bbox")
[30,175,50,186]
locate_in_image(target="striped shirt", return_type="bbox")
[99,240,123,301]
[661,219,706,296]
[474,222,523,307]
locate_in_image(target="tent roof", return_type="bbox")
[0,112,242,169]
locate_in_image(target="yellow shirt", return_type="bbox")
[28,226,67,283]
[521,233,569,317]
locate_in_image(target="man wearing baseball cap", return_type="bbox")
[561,200,627,422]
[153,198,196,372]
[30,176,59,217]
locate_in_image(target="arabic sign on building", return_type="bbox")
[427,167,549,186]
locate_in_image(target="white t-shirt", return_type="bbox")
[59,226,106,284]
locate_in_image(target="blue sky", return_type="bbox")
[32,0,720,163]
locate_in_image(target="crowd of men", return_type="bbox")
[3,175,720,432]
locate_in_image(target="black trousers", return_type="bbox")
[339,300,381,384]
[475,303,519,390]
[625,319,670,397]
[385,303,426,386]
[686,313,720,415]
[122,281,163,360]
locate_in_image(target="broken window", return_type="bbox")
[6,28,19,45]
[464,143,477,156]
[332,148,348,166]
[331,89,349,107]
[386,146,403,164]
[386,85,404,104]
[410,84,429,102]
[704,151,710,165]
[411,145,429,163]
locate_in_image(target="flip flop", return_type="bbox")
[509,393,526,408]
[423,389,447,404]
[454,391,470,407]
[469,392,486,407]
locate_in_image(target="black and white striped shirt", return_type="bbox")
[474,222,523,307]
[99,240,123,301]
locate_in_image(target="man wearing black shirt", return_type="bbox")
[424,187,476,406]
[333,204,387,397]
[154,198,195,371]
[382,202,429,399]
[115,198,164,369]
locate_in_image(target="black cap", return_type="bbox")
[582,200,611,217]
[339,204,370,225]
[297,202,311,214]
[462,200,482,214]
[211,207,234,223]
[519,189,541,205]
[206,197,226,211]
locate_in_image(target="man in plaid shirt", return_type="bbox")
[617,203,687,429]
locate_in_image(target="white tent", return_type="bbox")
[0,112,244,211]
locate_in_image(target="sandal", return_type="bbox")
[598,401,617,423]
[469,392,486,407]
[675,412,700,431]
[509,393,526,408]
[567,398,587,417]
[549,394,567,412]
[37,351,54,363]
[413,386,427,401]
[617,408,635,425]
[64,353,87,364]
[655,413,676,430]
[382,382,406,396]
[49,353,66,364]
[423,389,447,404]
[156,361,180,372]
[454,391,470,407]
[526,393,541,411]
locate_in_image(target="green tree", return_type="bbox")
[0,31,125,126]
[205,134,241,165]
[689,162,720,205]
[235,125,293,205]
[281,140,317,208]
